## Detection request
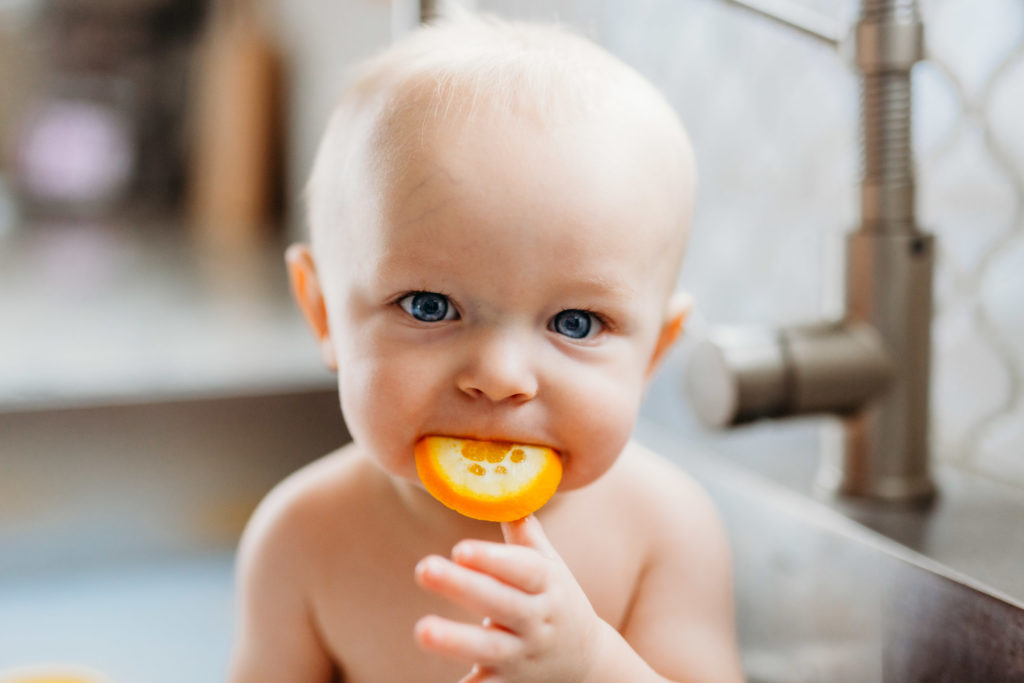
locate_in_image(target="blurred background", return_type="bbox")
[0,0,1021,680]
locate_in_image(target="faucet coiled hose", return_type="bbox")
[861,0,917,21]
[858,0,921,234]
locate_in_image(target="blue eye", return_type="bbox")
[398,292,457,322]
[551,309,601,339]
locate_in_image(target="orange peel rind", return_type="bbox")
[415,436,562,522]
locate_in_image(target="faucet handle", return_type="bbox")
[685,322,892,428]
[685,326,789,427]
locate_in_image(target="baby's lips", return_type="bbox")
[414,435,563,522]
[418,433,559,454]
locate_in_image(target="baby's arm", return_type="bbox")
[613,468,744,681]
[414,460,743,682]
[229,485,336,683]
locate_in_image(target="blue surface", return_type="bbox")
[0,553,235,682]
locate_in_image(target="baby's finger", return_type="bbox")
[501,514,560,561]
[414,614,521,666]
[415,555,534,630]
[451,540,549,594]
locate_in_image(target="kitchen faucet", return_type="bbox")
[686,0,936,504]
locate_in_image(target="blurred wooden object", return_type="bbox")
[188,0,282,248]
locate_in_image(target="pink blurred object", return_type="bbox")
[16,99,133,209]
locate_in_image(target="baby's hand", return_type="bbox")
[414,515,608,683]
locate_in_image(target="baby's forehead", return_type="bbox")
[365,109,681,280]
[364,77,586,178]
[366,79,682,197]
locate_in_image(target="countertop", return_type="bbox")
[0,222,333,410]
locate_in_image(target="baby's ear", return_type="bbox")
[285,243,337,371]
[645,291,693,380]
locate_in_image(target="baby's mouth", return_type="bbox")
[426,434,561,459]
[413,435,564,521]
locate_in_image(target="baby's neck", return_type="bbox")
[385,464,506,541]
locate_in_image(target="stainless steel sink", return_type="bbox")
[638,419,1024,682]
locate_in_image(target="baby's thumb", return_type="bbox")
[501,514,559,561]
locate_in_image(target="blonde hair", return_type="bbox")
[306,11,694,261]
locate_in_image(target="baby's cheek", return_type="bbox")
[557,373,642,488]
[339,362,415,470]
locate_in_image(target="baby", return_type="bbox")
[230,11,743,683]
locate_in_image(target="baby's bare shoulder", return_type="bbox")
[237,444,375,574]
[613,440,715,508]
[605,442,742,679]
[230,445,379,680]
[602,440,727,549]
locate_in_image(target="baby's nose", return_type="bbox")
[456,330,538,403]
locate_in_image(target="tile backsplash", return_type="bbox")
[477,0,1024,488]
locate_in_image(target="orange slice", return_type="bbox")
[415,436,562,522]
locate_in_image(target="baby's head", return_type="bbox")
[289,12,696,494]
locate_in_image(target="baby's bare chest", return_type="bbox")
[310,517,645,682]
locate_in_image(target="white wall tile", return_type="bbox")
[933,303,1014,462]
[927,0,1024,101]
